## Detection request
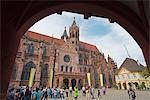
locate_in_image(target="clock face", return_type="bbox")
[64,55,70,62]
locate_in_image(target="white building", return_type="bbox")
[115,58,150,90]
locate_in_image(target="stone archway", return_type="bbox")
[123,83,127,90]
[2,1,149,98]
[128,82,132,88]
[118,83,121,89]
[56,79,59,87]
[63,78,69,89]
[20,61,36,86]
[71,79,76,90]
[134,82,139,89]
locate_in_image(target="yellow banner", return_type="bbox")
[100,74,103,87]
[49,69,53,88]
[87,73,91,86]
[28,68,36,88]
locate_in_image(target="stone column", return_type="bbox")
[59,76,63,88]
[34,44,43,88]
[121,82,124,90]
[69,78,71,87]
[15,62,24,86]
[126,82,130,90]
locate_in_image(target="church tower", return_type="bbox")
[69,17,79,51]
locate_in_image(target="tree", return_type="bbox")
[141,67,149,79]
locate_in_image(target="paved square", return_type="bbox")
[48,89,150,100]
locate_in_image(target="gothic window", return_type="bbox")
[41,64,48,78]
[88,68,91,73]
[70,67,72,72]
[21,61,35,80]
[11,65,17,80]
[72,34,75,38]
[72,41,74,44]
[42,47,47,56]
[79,54,84,65]
[80,67,82,72]
[84,67,87,72]
[76,32,78,38]
[61,65,63,72]
[84,56,88,65]
[65,66,68,72]
[27,44,34,54]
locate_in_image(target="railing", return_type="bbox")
[25,52,38,59]
[42,55,50,62]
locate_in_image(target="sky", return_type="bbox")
[29,11,146,67]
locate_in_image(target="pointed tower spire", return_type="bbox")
[72,17,77,26]
[61,27,68,40]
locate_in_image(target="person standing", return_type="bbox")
[60,88,64,99]
[128,88,136,100]
[48,88,53,98]
[7,88,15,100]
[69,86,73,96]
[34,88,42,100]
[102,86,106,95]
[91,87,95,99]
[65,88,69,97]
[98,89,101,98]
[53,88,57,100]
[82,86,86,96]
[74,87,79,100]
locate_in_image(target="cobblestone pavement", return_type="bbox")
[48,89,150,100]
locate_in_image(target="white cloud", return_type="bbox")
[29,11,146,68]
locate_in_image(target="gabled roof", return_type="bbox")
[118,58,145,73]
[26,31,65,45]
[79,41,99,53]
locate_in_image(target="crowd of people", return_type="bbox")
[7,85,108,100]
[7,85,136,100]
[7,85,79,100]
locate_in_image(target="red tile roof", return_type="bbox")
[26,31,99,52]
[79,41,99,53]
[119,58,145,72]
[26,31,65,45]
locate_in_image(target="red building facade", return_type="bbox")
[9,19,118,89]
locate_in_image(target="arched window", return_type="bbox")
[27,44,34,54]
[84,67,87,72]
[88,68,91,73]
[40,64,48,86]
[21,61,35,80]
[79,54,84,65]
[76,32,78,38]
[11,65,17,80]
[72,34,75,38]
[40,64,48,78]
[42,47,47,56]
[80,67,82,72]
[61,65,63,72]
[70,67,72,72]
[65,66,68,72]
[84,56,88,65]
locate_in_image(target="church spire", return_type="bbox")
[61,27,68,40]
[71,17,77,26]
